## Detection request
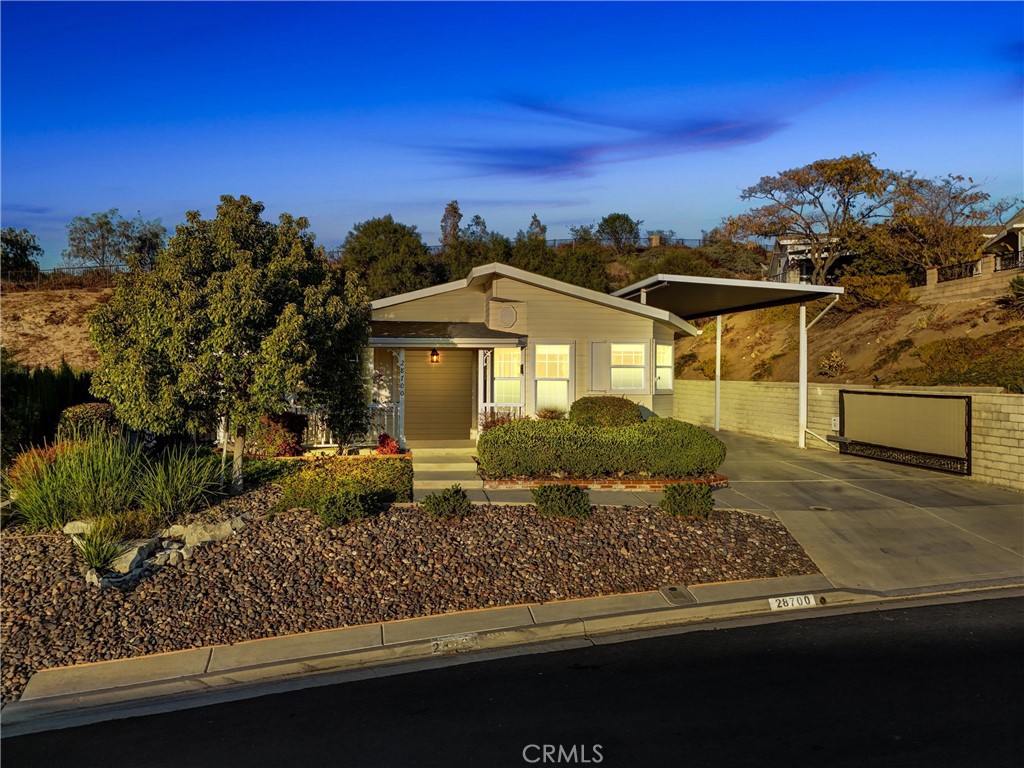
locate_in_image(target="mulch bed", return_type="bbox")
[0,503,817,704]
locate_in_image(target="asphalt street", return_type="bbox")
[4,595,1022,768]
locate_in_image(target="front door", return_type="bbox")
[404,348,474,441]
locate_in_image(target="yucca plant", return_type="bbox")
[136,445,221,525]
[75,515,129,570]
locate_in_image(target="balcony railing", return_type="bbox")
[936,260,980,283]
[995,251,1023,272]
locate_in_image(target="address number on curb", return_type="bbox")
[769,594,817,611]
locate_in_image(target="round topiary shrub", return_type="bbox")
[568,396,643,427]
[56,402,121,439]
[421,484,473,519]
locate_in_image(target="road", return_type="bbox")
[4,596,1022,767]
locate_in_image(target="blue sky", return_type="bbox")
[2,1,1022,267]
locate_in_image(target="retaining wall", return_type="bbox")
[910,254,1022,304]
[673,380,1023,492]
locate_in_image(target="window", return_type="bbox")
[656,343,674,392]
[610,343,645,390]
[492,348,522,404]
[535,344,571,411]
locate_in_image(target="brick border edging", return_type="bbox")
[482,474,729,492]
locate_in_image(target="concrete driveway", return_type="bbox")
[678,432,1023,593]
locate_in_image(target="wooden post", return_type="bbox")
[232,425,246,494]
[220,415,229,488]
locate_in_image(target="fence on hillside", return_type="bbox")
[1,264,128,292]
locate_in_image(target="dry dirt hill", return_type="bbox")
[676,293,1023,389]
[1,288,112,369]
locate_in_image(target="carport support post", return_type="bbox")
[798,302,807,449]
[714,314,722,431]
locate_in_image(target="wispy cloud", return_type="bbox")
[2,203,54,216]
[431,96,788,178]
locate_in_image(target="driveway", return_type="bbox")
[644,431,1023,593]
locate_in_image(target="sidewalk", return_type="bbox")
[3,431,1021,734]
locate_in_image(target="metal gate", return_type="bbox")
[837,390,972,475]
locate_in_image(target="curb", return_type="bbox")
[2,576,1022,736]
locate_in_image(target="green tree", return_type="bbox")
[89,195,371,490]
[597,213,643,254]
[64,209,167,270]
[341,215,440,299]
[630,248,727,283]
[441,214,512,280]
[511,214,551,274]
[695,228,767,276]
[1,227,43,276]
[723,153,903,285]
[440,200,463,251]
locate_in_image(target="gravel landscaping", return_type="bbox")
[0,503,817,704]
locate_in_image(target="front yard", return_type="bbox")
[0,490,816,704]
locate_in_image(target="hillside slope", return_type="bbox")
[676,294,1023,390]
[1,288,111,369]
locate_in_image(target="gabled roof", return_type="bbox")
[982,208,1024,252]
[371,263,700,336]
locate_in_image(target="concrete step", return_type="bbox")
[409,447,477,458]
[413,461,478,473]
[414,470,481,482]
[415,478,484,490]
[410,453,477,465]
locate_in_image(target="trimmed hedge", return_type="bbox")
[271,456,413,513]
[568,396,643,427]
[476,418,725,479]
[660,484,714,519]
[531,484,591,518]
[56,403,121,439]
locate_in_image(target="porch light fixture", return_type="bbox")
[429,348,440,364]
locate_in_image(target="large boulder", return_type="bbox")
[183,521,235,547]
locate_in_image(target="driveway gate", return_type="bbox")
[836,390,972,475]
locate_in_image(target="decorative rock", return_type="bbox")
[184,521,234,547]
[228,516,247,532]
[109,538,160,575]
[168,542,183,550]
[84,568,102,587]
[160,524,188,539]
[167,550,184,567]
[181,545,194,560]
[154,552,170,567]
[63,520,94,536]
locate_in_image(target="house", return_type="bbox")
[766,235,844,284]
[981,208,1024,271]
[365,263,698,444]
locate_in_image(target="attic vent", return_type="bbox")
[498,305,518,328]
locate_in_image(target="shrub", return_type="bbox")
[57,403,121,439]
[377,432,400,455]
[75,515,128,570]
[246,413,307,458]
[568,396,643,427]
[271,456,414,513]
[837,275,915,311]
[317,489,378,526]
[421,484,473,519]
[5,441,84,489]
[477,418,726,479]
[896,326,1024,393]
[674,351,698,377]
[137,446,221,525]
[660,484,714,519]
[8,431,141,531]
[536,407,567,420]
[869,338,914,373]
[1005,275,1024,314]
[817,350,847,378]
[531,484,591,518]
[479,410,525,433]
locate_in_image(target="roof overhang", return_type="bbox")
[371,262,700,336]
[370,320,525,348]
[612,274,843,320]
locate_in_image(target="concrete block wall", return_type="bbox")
[674,380,1023,492]
[909,258,1022,304]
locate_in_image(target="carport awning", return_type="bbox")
[613,274,842,320]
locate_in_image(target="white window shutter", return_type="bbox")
[590,341,609,392]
